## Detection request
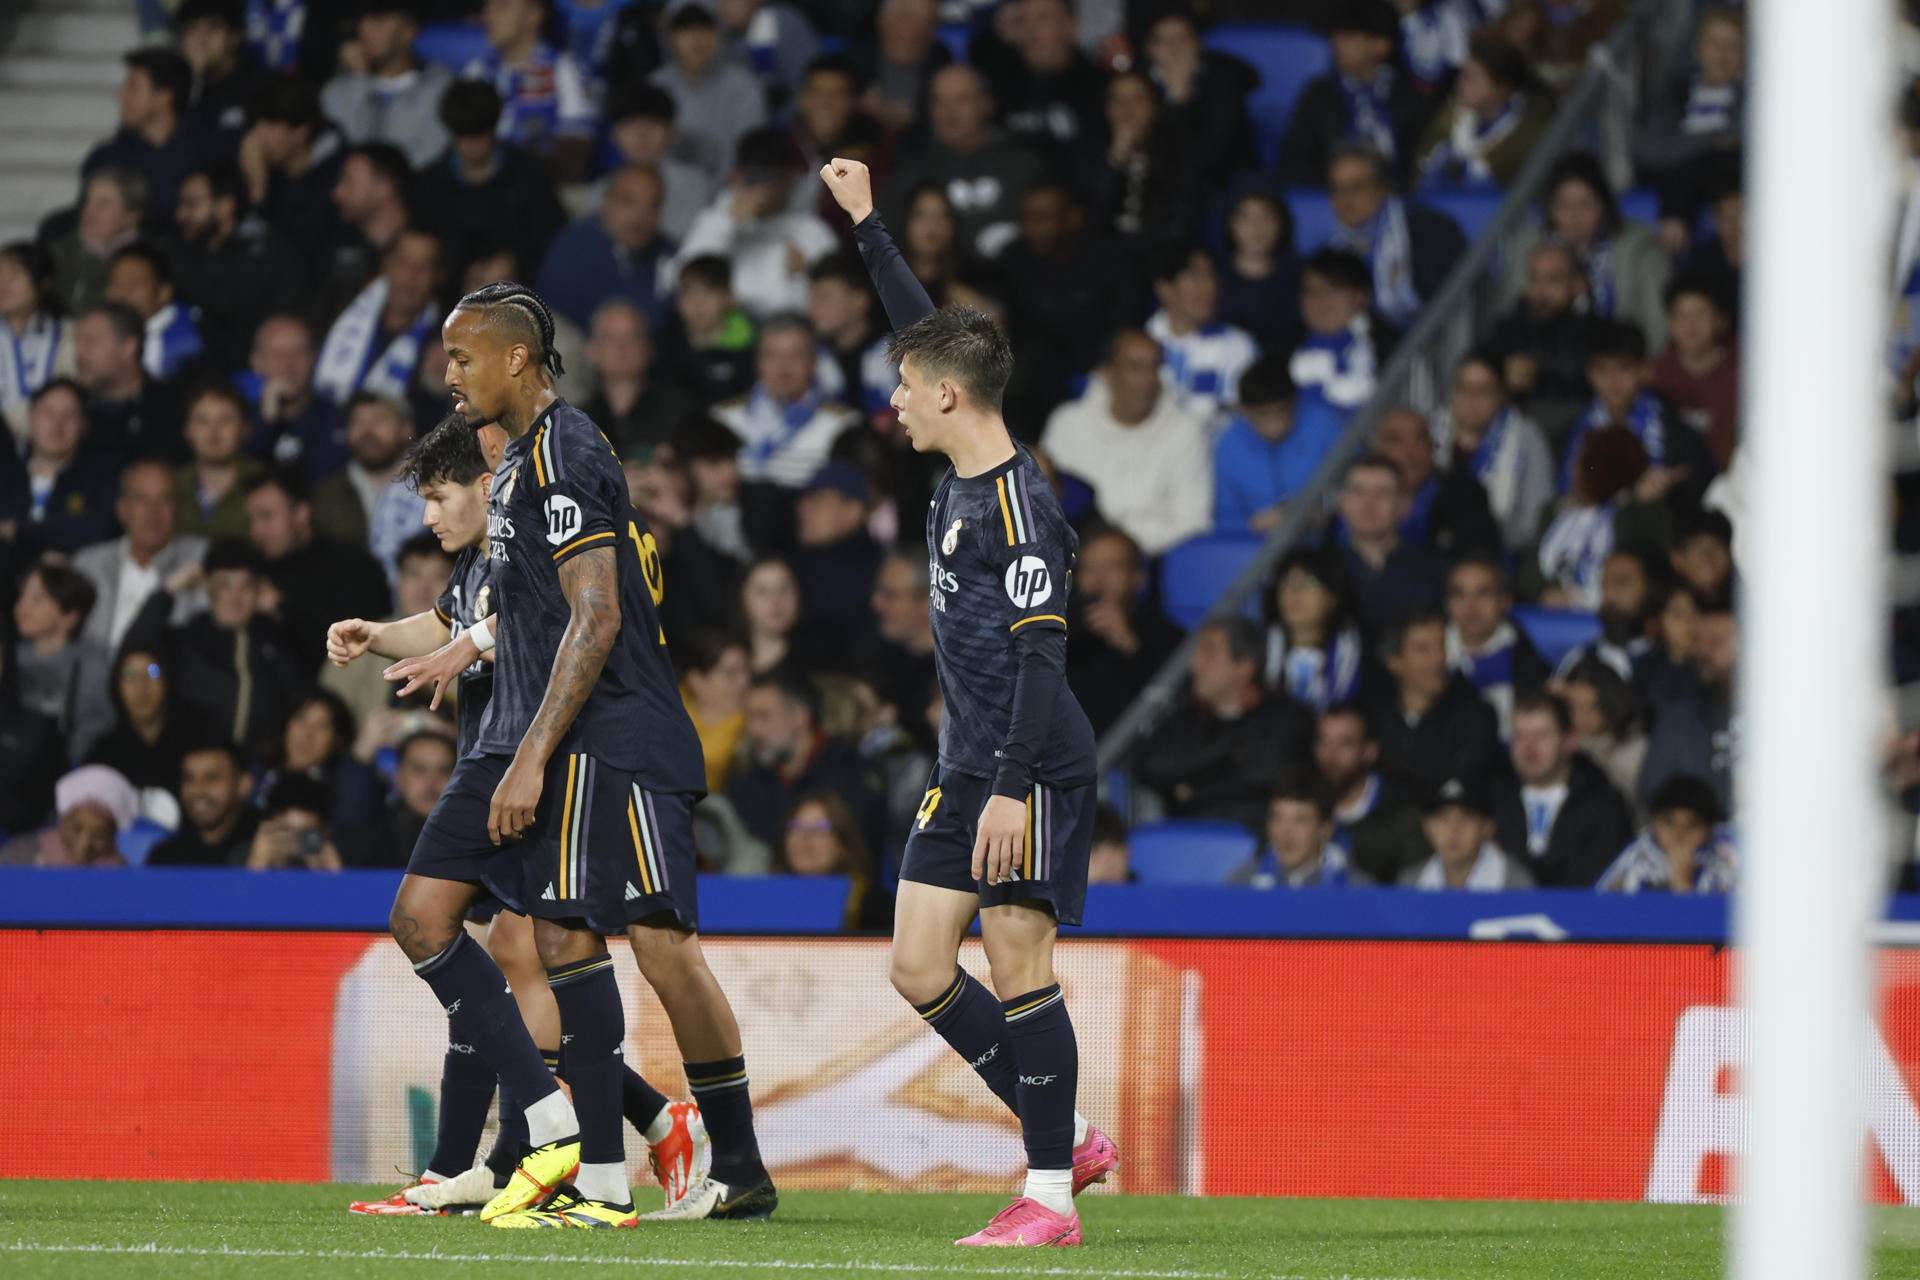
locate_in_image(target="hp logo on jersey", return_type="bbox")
[1004,555,1052,608]
[544,494,582,545]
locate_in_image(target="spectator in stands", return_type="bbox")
[978,0,1103,172]
[1325,144,1466,328]
[659,254,757,400]
[714,0,821,99]
[714,317,858,488]
[11,563,102,755]
[237,79,347,270]
[853,0,946,135]
[737,554,804,677]
[175,382,262,540]
[73,459,207,658]
[1528,427,1659,612]
[414,81,567,284]
[320,0,454,168]
[1291,248,1387,425]
[652,2,769,181]
[1215,185,1299,356]
[1330,454,1445,638]
[672,130,838,320]
[679,628,750,794]
[1650,277,1740,470]
[1279,2,1424,186]
[311,392,422,578]
[1640,593,1738,813]
[1505,152,1671,349]
[1682,171,1744,316]
[0,764,135,868]
[243,469,390,672]
[1551,548,1657,680]
[346,728,454,867]
[1491,689,1634,886]
[1041,330,1211,556]
[1373,406,1501,557]
[807,256,891,419]
[1636,579,1705,713]
[50,171,147,316]
[998,184,1127,417]
[1262,547,1366,714]
[320,143,414,317]
[242,314,344,478]
[1366,611,1501,794]
[1138,5,1257,191]
[1560,320,1711,497]
[83,49,206,224]
[170,163,306,371]
[146,740,257,866]
[1144,244,1259,428]
[172,538,302,749]
[897,183,963,303]
[886,64,1044,259]
[1598,774,1736,894]
[1558,653,1650,815]
[1633,6,1745,243]
[1486,240,1596,433]
[254,687,379,835]
[1314,702,1426,882]
[245,773,344,871]
[780,794,893,932]
[315,229,442,409]
[1065,525,1181,737]
[1229,774,1360,888]
[462,0,594,181]
[1087,69,1195,252]
[7,380,120,559]
[1135,618,1314,829]
[790,462,881,650]
[103,243,204,383]
[0,242,78,438]
[1444,553,1548,738]
[0,642,65,838]
[177,0,269,147]
[1430,349,1555,552]
[1414,33,1552,188]
[86,646,188,799]
[1670,511,1734,601]
[789,55,886,195]
[1213,356,1326,534]
[1402,776,1533,889]
[537,165,675,333]
[606,84,714,243]
[726,669,887,857]
[1086,804,1133,885]
[578,301,696,458]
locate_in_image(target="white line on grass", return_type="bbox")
[0,1241,1436,1280]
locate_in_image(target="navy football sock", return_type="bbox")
[622,1064,670,1136]
[414,933,563,1140]
[914,969,1019,1114]
[685,1056,765,1186]
[1002,984,1077,1171]
[426,1039,495,1177]
[546,955,627,1173]
[485,1078,527,1184]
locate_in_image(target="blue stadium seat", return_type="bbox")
[1421,187,1503,243]
[1617,187,1660,226]
[1129,821,1258,885]
[118,817,171,867]
[1286,187,1335,254]
[1202,23,1328,168]
[1511,604,1602,668]
[414,21,490,73]
[1159,531,1266,630]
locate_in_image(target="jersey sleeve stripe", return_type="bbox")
[550,530,615,560]
[995,477,1017,546]
[531,427,550,488]
[1009,614,1067,632]
[1007,471,1030,543]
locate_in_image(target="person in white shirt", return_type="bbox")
[712,316,859,487]
[667,128,838,319]
[1040,329,1212,555]
[1143,244,1258,429]
[1401,776,1534,890]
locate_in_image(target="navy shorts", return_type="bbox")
[409,750,701,933]
[897,765,1094,926]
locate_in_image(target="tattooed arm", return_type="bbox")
[486,546,621,844]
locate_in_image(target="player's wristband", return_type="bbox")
[467,617,496,653]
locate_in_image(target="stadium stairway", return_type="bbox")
[0,0,138,245]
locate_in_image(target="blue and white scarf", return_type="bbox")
[315,278,434,406]
[1537,502,1615,611]
[1264,623,1363,711]
[1447,620,1524,737]
[143,304,204,380]
[1681,79,1741,136]
[1246,842,1354,889]
[1560,392,1667,493]
[0,312,62,426]
[739,385,824,473]
[1289,316,1377,412]
[1340,68,1400,159]
[1412,842,1518,890]
[1598,826,1738,893]
[246,0,306,72]
[1399,0,1507,83]
[1331,198,1421,326]
[1574,236,1619,317]
[1421,93,1526,186]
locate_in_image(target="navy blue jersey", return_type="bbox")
[476,399,706,794]
[926,447,1096,785]
[433,545,495,757]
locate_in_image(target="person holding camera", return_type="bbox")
[245,773,343,872]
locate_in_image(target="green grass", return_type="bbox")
[1,1182,1918,1279]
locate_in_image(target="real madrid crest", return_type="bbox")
[941,518,963,556]
[473,584,492,618]
[496,465,520,505]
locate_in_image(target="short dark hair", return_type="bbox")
[1561,654,1641,736]
[79,301,145,345]
[1238,353,1295,408]
[453,280,566,378]
[668,2,717,30]
[245,465,310,505]
[1648,774,1723,826]
[609,82,676,125]
[397,530,453,569]
[1382,609,1446,659]
[125,49,192,114]
[886,306,1014,413]
[185,379,250,421]
[1302,246,1373,294]
[1447,551,1509,593]
[396,729,456,769]
[346,142,413,196]
[88,166,149,216]
[263,772,332,821]
[439,79,504,138]
[177,0,244,30]
[1456,346,1507,390]
[1319,701,1372,739]
[675,415,743,461]
[1081,523,1144,573]
[1344,451,1403,489]
[108,240,174,289]
[1147,241,1208,287]
[808,253,868,292]
[251,77,322,129]
[803,51,863,92]
[678,254,733,294]
[181,736,248,776]
[1200,616,1263,668]
[399,413,491,491]
[1675,509,1734,550]
[1268,769,1333,820]
[733,127,803,176]
[680,625,745,675]
[1467,32,1530,91]
[26,561,98,627]
[1664,272,1732,316]
[1091,802,1128,849]
[1511,689,1572,734]
[0,241,53,312]
[203,536,265,576]
[185,160,247,208]
[1269,545,1353,629]
[1545,151,1621,234]
[1586,318,1649,364]
[750,668,818,719]
[1328,140,1394,188]
[30,375,87,411]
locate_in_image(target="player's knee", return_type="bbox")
[389,896,458,964]
[888,953,950,1006]
[629,921,701,988]
[531,917,601,969]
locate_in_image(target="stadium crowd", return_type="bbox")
[0,0,1860,915]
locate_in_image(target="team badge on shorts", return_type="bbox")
[942,518,963,556]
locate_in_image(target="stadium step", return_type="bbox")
[0,171,74,226]
[7,12,142,56]
[0,0,138,242]
[0,55,127,91]
[0,89,119,138]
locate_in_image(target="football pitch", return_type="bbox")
[3,1183,1919,1279]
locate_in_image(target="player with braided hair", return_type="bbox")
[375,282,775,1228]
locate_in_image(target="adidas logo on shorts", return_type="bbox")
[625,881,642,901]
[541,882,557,900]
